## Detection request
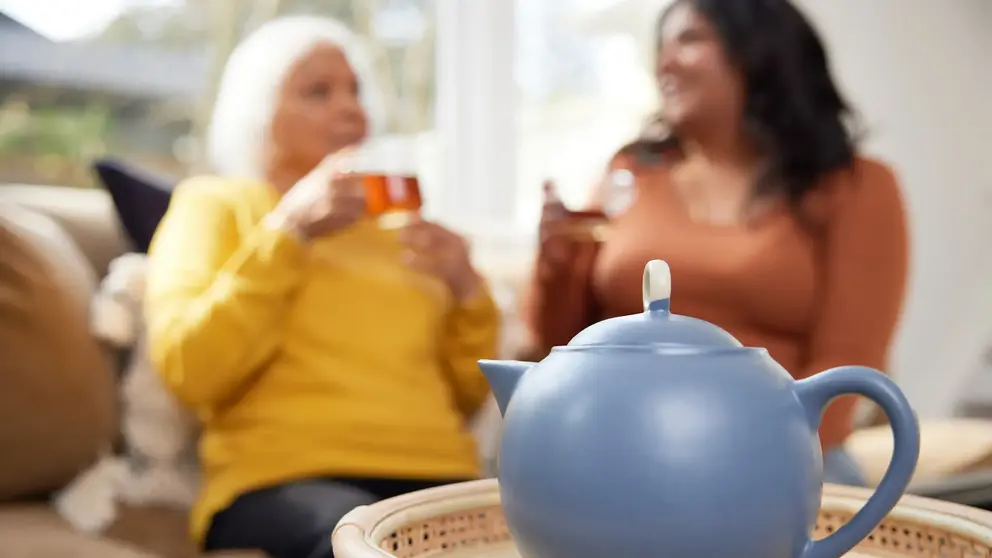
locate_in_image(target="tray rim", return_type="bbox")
[332,480,992,558]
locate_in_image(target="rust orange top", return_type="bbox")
[523,155,909,451]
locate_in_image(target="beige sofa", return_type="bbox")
[0,184,269,557]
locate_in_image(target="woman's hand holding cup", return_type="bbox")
[538,181,574,266]
[400,218,480,302]
[265,149,366,241]
[538,181,607,278]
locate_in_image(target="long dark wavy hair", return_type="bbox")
[625,0,862,210]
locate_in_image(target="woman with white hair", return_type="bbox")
[144,16,499,558]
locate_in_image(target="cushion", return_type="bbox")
[0,204,118,501]
[847,419,992,487]
[93,158,174,253]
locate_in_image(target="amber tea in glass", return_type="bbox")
[547,167,635,242]
[563,209,611,243]
[351,137,423,228]
[361,174,422,217]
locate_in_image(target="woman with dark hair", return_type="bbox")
[525,0,908,486]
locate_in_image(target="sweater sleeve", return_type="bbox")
[439,285,502,418]
[522,242,600,358]
[145,178,308,410]
[520,160,621,358]
[802,160,910,450]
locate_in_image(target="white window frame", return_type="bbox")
[434,0,532,257]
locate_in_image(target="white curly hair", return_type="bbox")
[206,15,386,179]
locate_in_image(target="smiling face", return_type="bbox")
[655,2,745,133]
[268,43,368,179]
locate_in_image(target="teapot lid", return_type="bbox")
[567,260,743,350]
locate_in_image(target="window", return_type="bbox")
[0,0,437,188]
[427,0,660,247]
[0,0,660,247]
[515,0,660,226]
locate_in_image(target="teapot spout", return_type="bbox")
[478,360,534,416]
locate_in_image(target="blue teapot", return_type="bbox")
[479,260,919,558]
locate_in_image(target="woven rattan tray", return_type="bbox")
[332,479,992,557]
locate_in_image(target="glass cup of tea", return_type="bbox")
[562,209,611,243]
[559,168,636,242]
[350,136,423,229]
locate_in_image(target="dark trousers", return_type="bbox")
[203,477,466,558]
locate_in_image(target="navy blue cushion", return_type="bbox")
[93,158,175,253]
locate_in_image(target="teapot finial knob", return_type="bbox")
[642,260,671,313]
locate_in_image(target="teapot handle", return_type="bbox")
[794,366,920,558]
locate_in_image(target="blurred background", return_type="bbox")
[2,0,989,417]
[0,0,991,556]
